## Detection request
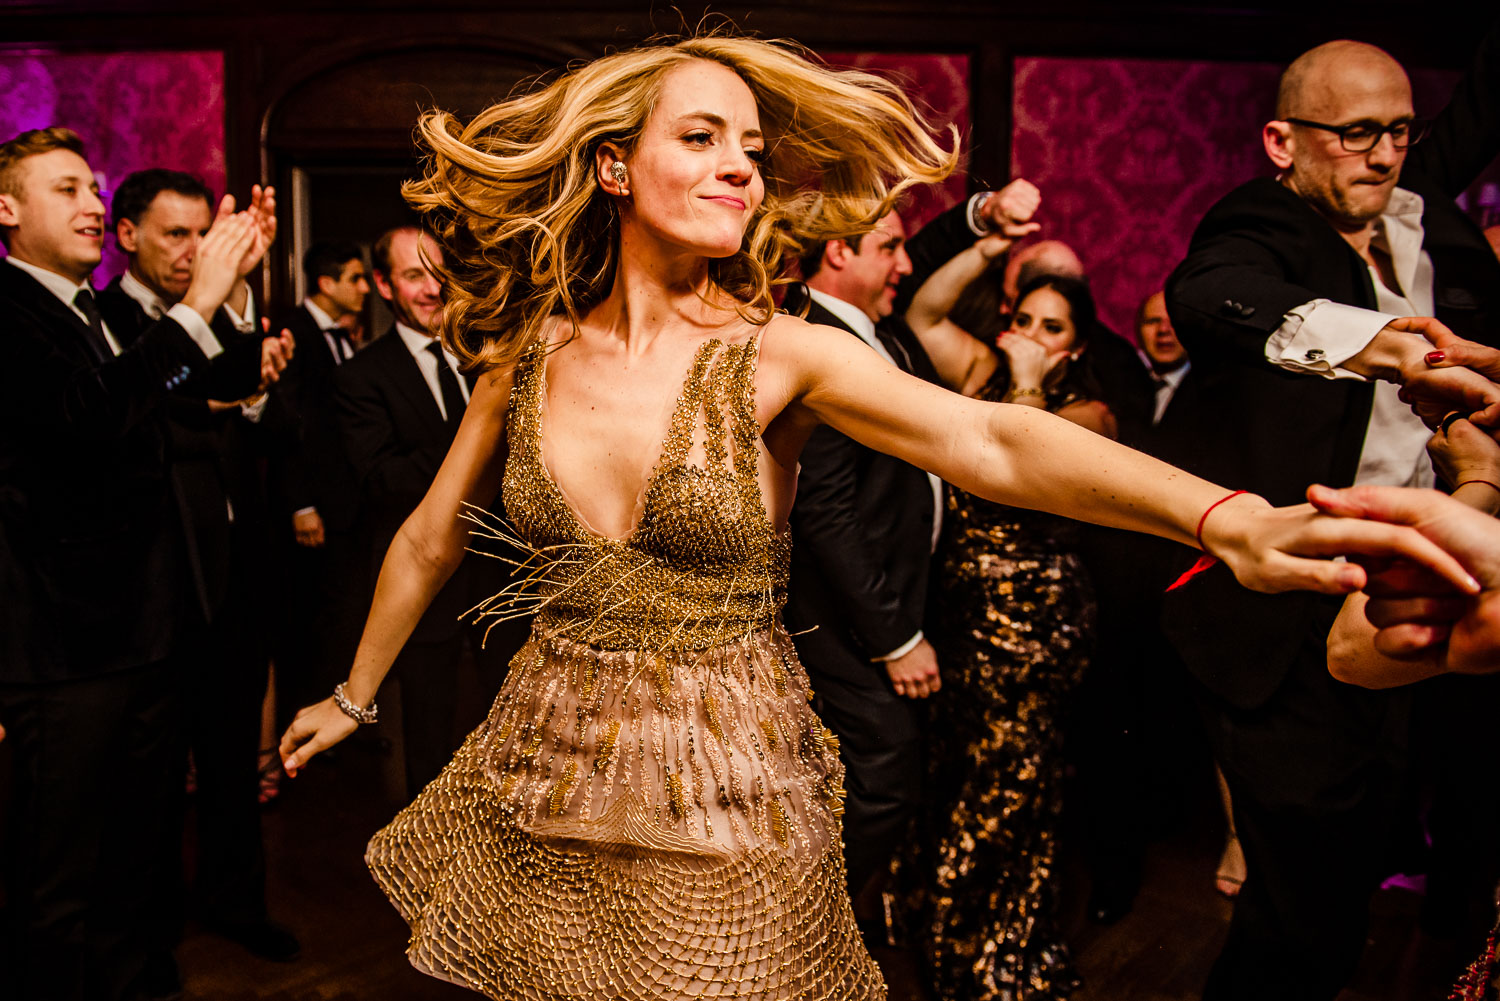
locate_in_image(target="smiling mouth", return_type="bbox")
[703,196,746,209]
[77,227,101,239]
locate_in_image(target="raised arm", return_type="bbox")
[765,315,1477,597]
[905,236,1006,396]
[280,366,514,772]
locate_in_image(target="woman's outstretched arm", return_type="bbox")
[280,367,515,773]
[764,315,1477,598]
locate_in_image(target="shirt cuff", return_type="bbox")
[240,394,268,422]
[967,192,993,236]
[1266,299,1397,381]
[166,302,225,359]
[876,630,925,662]
[222,286,256,334]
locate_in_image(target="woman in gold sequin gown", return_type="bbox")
[275,32,1475,1001]
[894,260,1116,999]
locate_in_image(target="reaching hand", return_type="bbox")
[1386,317,1500,428]
[885,637,941,698]
[1427,417,1500,491]
[1308,484,1500,675]
[1199,491,1479,597]
[280,697,359,776]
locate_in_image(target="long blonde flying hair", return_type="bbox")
[407,32,961,371]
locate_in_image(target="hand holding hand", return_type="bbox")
[1201,490,1479,597]
[885,637,941,698]
[1427,417,1500,491]
[1384,317,1500,428]
[1308,484,1500,675]
[293,509,326,547]
[279,697,359,776]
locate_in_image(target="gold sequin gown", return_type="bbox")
[365,334,885,1000]
[888,375,1093,1001]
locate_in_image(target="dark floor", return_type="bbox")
[173,730,1479,1001]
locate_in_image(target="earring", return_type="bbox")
[610,162,629,191]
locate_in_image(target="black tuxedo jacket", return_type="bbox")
[783,199,977,680]
[1161,25,1500,708]
[0,260,261,683]
[265,304,360,533]
[95,278,268,626]
[334,327,484,644]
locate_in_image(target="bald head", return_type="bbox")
[1276,40,1410,121]
[1003,239,1085,307]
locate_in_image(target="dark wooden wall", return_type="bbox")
[4,0,1488,302]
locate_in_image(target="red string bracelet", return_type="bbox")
[1167,490,1250,592]
[1455,479,1500,493]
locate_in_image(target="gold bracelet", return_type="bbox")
[1008,386,1044,400]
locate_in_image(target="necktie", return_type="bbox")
[72,288,112,360]
[427,340,466,430]
[325,328,350,364]
[876,326,914,373]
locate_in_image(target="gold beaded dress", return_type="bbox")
[366,333,885,1000]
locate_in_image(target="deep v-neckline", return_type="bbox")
[534,338,722,546]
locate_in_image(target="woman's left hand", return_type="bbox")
[996,333,1069,388]
[1427,416,1500,489]
[1200,492,1479,597]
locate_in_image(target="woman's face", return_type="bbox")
[615,59,767,258]
[1006,286,1078,354]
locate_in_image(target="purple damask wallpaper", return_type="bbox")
[821,52,971,232]
[1011,57,1283,339]
[1011,57,1498,341]
[0,50,226,281]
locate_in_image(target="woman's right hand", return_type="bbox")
[1427,416,1500,489]
[1202,491,1479,597]
[996,332,1067,390]
[279,697,360,777]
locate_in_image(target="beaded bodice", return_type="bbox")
[491,333,791,652]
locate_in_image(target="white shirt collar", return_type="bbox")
[302,298,338,331]
[807,287,879,346]
[120,269,169,319]
[1371,187,1426,307]
[394,320,444,358]
[7,256,92,309]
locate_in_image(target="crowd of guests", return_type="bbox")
[2,19,1500,1001]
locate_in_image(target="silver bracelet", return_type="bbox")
[332,682,378,725]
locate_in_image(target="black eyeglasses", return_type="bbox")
[1283,116,1431,153]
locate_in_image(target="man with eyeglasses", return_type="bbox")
[1160,29,1500,1001]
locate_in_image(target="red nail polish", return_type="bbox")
[1427,351,1445,364]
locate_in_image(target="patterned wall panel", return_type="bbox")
[0,50,226,282]
[820,51,971,232]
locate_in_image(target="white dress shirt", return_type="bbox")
[393,321,470,421]
[806,287,940,663]
[303,299,354,364]
[1263,187,1435,488]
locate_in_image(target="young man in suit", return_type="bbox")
[0,127,288,1001]
[1164,31,1500,1000]
[781,184,1034,898]
[334,226,521,797]
[265,242,370,721]
[97,168,299,965]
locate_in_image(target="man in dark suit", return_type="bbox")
[0,127,287,1001]
[1163,31,1500,1000]
[265,241,370,719]
[96,169,299,964]
[333,225,520,797]
[782,186,1031,896]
